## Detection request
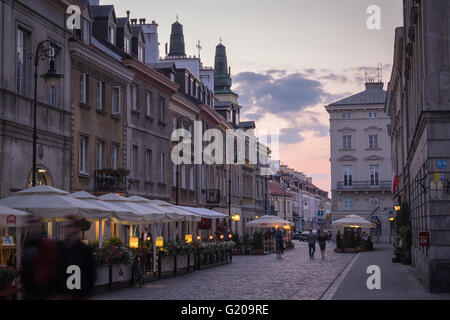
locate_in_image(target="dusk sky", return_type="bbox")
[103,0,403,193]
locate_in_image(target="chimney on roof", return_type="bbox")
[131,18,137,25]
[126,11,130,19]
[139,18,146,25]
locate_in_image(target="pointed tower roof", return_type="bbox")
[214,43,232,94]
[168,20,186,57]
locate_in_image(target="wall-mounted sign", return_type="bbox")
[419,231,430,247]
[436,160,447,169]
[6,215,16,225]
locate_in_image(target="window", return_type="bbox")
[124,36,131,54]
[342,112,351,119]
[131,145,138,179]
[189,167,194,191]
[369,135,378,149]
[185,76,189,94]
[369,112,377,118]
[343,166,352,186]
[16,28,29,95]
[79,136,87,174]
[82,19,91,44]
[342,135,352,150]
[145,149,152,181]
[96,81,104,110]
[159,153,165,183]
[344,197,353,210]
[111,144,119,170]
[138,45,144,63]
[112,87,120,114]
[146,91,152,115]
[48,86,57,106]
[159,96,165,122]
[80,73,87,104]
[181,165,186,189]
[109,26,115,44]
[131,84,137,110]
[96,140,104,169]
[370,165,379,186]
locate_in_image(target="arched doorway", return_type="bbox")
[27,166,53,187]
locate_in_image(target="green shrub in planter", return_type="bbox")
[0,269,19,286]
[252,231,264,250]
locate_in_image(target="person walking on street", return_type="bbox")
[317,229,327,259]
[275,228,284,259]
[307,230,317,259]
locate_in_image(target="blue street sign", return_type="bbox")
[317,218,323,224]
[440,174,445,181]
[318,210,324,217]
[436,160,447,169]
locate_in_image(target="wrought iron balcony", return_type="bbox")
[337,181,391,191]
[94,169,129,192]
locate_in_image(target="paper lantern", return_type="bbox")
[156,236,164,247]
[130,237,139,248]
[185,234,193,243]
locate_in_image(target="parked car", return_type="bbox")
[299,231,310,241]
[292,232,300,240]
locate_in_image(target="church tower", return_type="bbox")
[214,43,232,94]
[168,20,186,57]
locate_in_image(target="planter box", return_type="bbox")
[160,255,175,273]
[112,264,132,283]
[253,249,265,255]
[232,249,242,255]
[177,254,188,269]
[94,265,110,287]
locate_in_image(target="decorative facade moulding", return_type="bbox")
[337,155,358,162]
[363,155,384,161]
[364,126,383,132]
[337,127,356,133]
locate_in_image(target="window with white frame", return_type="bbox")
[342,135,352,150]
[96,80,104,110]
[159,153,165,183]
[16,28,29,95]
[342,112,351,119]
[80,73,87,104]
[369,135,378,149]
[96,140,104,169]
[181,165,186,189]
[369,112,377,118]
[145,149,152,181]
[370,165,379,186]
[124,36,131,54]
[82,19,91,45]
[112,87,120,114]
[79,136,87,174]
[111,144,119,170]
[131,145,138,179]
[131,84,137,110]
[189,167,194,191]
[159,96,165,122]
[48,86,57,106]
[108,26,115,44]
[138,45,144,63]
[344,197,353,210]
[146,91,152,116]
[343,165,352,186]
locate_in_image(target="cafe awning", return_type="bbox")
[333,214,377,228]
[149,200,201,222]
[246,215,294,228]
[0,205,30,227]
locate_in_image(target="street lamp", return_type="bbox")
[32,40,63,186]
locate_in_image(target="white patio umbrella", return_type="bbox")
[98,194,167,223]
[246,215,294,228]
[128,196,183,223]
[149,199,201,222]
[0,186,111,221]
[332,214,377,229]
[0,205,30,269]
[178,206,227,219]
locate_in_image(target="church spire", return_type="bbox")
[214,42,232,93]
[168,19,186,57]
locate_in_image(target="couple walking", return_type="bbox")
[307,229,327,259]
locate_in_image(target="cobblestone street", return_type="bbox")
[93,242,355,300]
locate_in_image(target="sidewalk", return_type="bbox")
[324,243,450,300]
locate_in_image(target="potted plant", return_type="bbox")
[252,231,264,254]
[0,268,19,292]
[231,233,242,255]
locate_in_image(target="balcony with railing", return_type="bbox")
[337,181,391,191]
[94,169,129,193]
